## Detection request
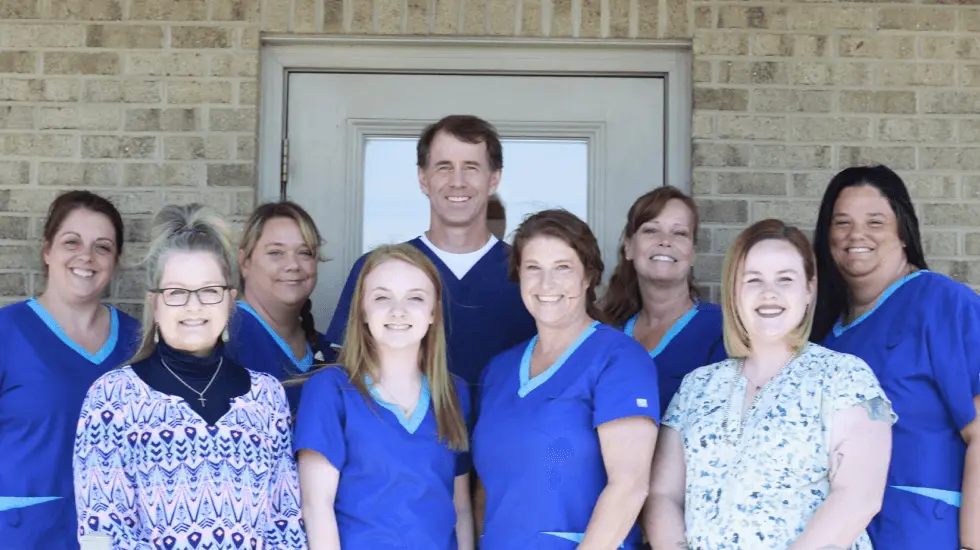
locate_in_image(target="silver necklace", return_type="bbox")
[160,356,222,407]
[375,381,419,416]
[721,354,797,441]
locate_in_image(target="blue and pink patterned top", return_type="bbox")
[73,367,306,550]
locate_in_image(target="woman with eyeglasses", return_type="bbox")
[73,204,306,549]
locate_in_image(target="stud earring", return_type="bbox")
[153,325,159,344]
[221,327,229,342]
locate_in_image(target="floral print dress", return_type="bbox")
[662,342,895,550]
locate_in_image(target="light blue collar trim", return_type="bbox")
[832,271,925,337]
[0,496,61,512]
[519,320,600,398]
[237,301,313,372]
[541,532,625,548]
[891,485,961,507]
[365,374,431,433]
[624,303,700,358]
[26,298,119,365]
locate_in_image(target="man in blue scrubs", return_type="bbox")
[326,115,536,389]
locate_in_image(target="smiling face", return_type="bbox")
[830,185,906,281]
[42,207,119,302]
[361,258,436,351]
[625,198,696,286]
[519,235,591,328]
[240,216,317,308]
[153,251,235,356]
[737,239,814,345]
[418,131,501,230]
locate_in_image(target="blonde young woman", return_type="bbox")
[645,219,895,550]
[295,243,473,550]
[73,204,305,549]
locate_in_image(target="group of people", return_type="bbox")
[0,114,977,550]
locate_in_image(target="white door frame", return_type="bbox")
[257,35,693,205]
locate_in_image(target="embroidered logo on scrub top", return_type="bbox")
[636,398,648,408]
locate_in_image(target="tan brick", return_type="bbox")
[44,52,119,75]
[0,274,28,296]
[1,24,86,47]
[372,0,400,34]
[718,6,787,30]
[1,0,39,19]
[123,163,205,187]
[874,63,955,87]
[292,0,319,32]
[206,163,254,186]
[920,37,961,60]
[239,81,256,105]
[794,34,832,58]
[961,65,980,87]
[125,108,198,131]
[694,88,749,111]
[209,108,255,132]
[695,7,713,29]
[922,91,980,114]
[718,61,788,85]
[715,115,788,140]
[163,136,231,159]
[902,174,957,199]
[694,32,749,56]
[1,134,75,157]
[211,0,259,21]
[694,143,751,167]
[163,189,234,215]
[83,79,161,103]
[38,162,120,186]
[664,0,688,38]
[172,26,231,48]
[963,121,980,143]
[50,0,121,20]
[237,27,259,49]
[839,146,916,170]
[323,0,343,31]
[39,106,121,130]
[752,89,833,113]
[751,33,790,57]
[0,106,35,130]
[166,81,232,104]
[637,0,657,38]
[964,9,980,32]
[921,148,980,171]
[752,145,831,169]
[0,216,30,239]
[86,25,163,48]
[966,232,980,255]
[100,191,164,214]
[790,7,874,31]
[793,62,870,87]
[716,172,786,196]
[434,0,460,34]
[921,203,980,226]
[128,53,208,77]
[693,60,712,83]
[698,199,749,224]
[210,53,258,77]
[879,118,955,143]
[840,91,916,114]
[791,117,872,142]
[406,0,429,34]
[487,0,515,35]
[129,0,207,20]
[236,136,255,160]
[0,78,78,102]
[232,190,255,216]
[788,172,835,198]
[350,0,371,32]
[693,254,724,282]
[923,231,959,256]
[959,38,980,61]
[0,245,38,269]
[0,162,31,185]
[0,52,36,74]
[580,0,601,37]
[839,35,915,59]
[463,0,487,34]
[753,200,821,226]
[964,176,980,199]
[693,113,713,139]
[82,136,156,159]
[608,0,628,38]
[879,7,955,31]
[691,172,713,196]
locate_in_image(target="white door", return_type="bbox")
[284,72,665,326]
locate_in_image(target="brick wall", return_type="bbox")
[0,0,977,310]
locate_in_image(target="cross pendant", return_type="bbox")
[198,396,207,407]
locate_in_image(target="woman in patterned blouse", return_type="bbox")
[644,219,894,550]
[73,204,306,549]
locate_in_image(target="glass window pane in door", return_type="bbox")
[362,137,588,253]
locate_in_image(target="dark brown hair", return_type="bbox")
[599,186,701,326]
[417,115,503,172]
[42,190,125,273]
[509,209,606,323]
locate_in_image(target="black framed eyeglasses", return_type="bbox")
[150,285,230,307]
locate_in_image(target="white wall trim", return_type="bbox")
[257,35,693,205]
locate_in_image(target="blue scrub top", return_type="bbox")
[0,299,140,550]
[224,301,335,412]
[325,238,537,388]
[623,301,726,416]
[820,270,980,550]
[294,366,471,550]
[473,322,659,550]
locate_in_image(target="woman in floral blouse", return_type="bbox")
[644,219,894,549]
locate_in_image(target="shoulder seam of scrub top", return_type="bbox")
[236,300,314,372]
[26,297,120,365]
[364,374,432,433]
[623,302,700,359]
[832,270,926,338]
[518,320,601,398]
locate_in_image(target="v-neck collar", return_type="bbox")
[832,271,924,337]
[624,302,700,358]
[411,237,504,284]
[26,297,120,365]
[237,301,314,372]
[518,320,600,398]
[365,374,431,434]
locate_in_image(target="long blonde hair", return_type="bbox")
[341,243,468,451]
